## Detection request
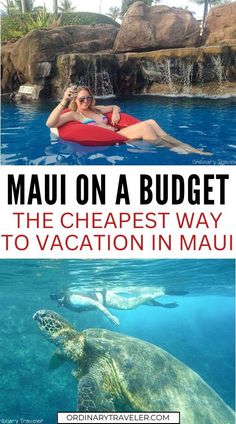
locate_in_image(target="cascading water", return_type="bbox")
[139,57,196,94]
[163,58,174,91]
[100,70,114,97]
[211,55,226,84]
[136,52,232,96]
[181,61,194,94]
[196,61,204,85]
[53,46,235,98]
[77,56,114,97]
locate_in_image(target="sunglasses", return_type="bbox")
[78,96,92,103]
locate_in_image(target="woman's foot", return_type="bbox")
[162,134,212,156]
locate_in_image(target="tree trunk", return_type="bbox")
[202,0,209,29]
[99,0,102,13]
[53,0,58,15]
[21,0,26,12]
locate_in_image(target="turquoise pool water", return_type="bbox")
[0,259,234,423]
[1,96,236,165]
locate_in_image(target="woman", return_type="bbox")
[46,85,211,155]
[50,288,178,326]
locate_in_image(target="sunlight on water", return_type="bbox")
[1,96,236,165]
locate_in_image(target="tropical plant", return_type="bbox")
[0,0,16,14]
[33,5,46,12]
[120,0,160,17]
[106,6,120,21]
[0,0,33,13]
[58,0,75,12]
[1,10,119,41]
[22,7,61,30]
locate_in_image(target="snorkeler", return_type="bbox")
[50,288,180,326]
[46,85,211,155]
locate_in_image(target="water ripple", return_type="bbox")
[1,96,236,165]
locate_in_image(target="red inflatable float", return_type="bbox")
[57,110,141,146]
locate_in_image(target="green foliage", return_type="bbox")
[60,11,120,26]
[1,14,26,40]
[1,11,59,40]
[58,0,75,12]
[0,0,34,14]
[192,0,230,4]
[1,11,120,42]
[0,0,19,14]
[33,6,46,12]
[106,6,121,21]
[17,0,34,12]
[23,8,61,30]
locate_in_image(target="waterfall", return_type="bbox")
[211,55,226,84]
[57,48,233,98]
[163,59,174,91]
[197,61,204,85]
[139,57,197,94]
[76,56,114,97]
[100,69,114,97]
[181,61,194,93]
[139,61,159,80]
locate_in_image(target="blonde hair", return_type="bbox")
[69,86,98,112]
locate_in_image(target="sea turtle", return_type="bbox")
[33,309,235,423]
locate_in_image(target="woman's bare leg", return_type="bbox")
[146,119,212,155]
[145,119,167,137]
[106,292,177,310]
[118,120,212,156]
[118,121,159,141]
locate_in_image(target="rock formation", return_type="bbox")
[1,24,118,91]
[113,1,200,52]
[202,2,236,46]
[120,46,236,97]
[52,53,120,98]
[1,2,235,98]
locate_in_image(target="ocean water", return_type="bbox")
[0,259,234,423]
[1,96,236,165]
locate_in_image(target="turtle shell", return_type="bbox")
[81,329,234,423]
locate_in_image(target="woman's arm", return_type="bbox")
[46,107,75,128]
[96,104,120,113]
[46,87,76,128]
[97,104,121,125]
[87,298,120,325]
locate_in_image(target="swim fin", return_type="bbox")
[145,300,178,308]
[165,289,189,296]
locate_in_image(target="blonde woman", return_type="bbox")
[46,85,211,155]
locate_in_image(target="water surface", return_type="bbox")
[1,96,236,165]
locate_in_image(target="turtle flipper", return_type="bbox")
[49,351,67,370]
[78,374,115,412]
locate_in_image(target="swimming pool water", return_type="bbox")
[1,96,236,165]
[0,259,234,423]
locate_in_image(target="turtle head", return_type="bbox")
[33,310,85,365]
[33,309,76,344]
